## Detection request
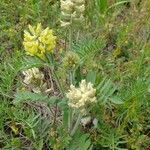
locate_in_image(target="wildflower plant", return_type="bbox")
[66,79,97,136]
[1,1,150,149]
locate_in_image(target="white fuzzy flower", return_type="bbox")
[66,80,96,113]
[22,67,47,93]
[60,0,85,27]
[61,0,74,13]
[22,67,44,84]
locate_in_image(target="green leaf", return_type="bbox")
[14,91,59,105]
[68,133,92,150]
[14,91,47,104]
[34,139,43,150]
[97,78,117,103]
[86,71,96,84]
[106,1,130,13]
[96,0,108,14]
[73,37,105,62]
[21,57,45,70]
[109,96,124,104]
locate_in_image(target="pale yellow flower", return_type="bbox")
[22,67,47,93]
[66,80,96,113]
[60,0,85,27]
[22,67,44,84]
[61,0,74,13]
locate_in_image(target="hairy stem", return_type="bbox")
[52,69,65,97]
[70,113,82,136]
[46,54,65,97]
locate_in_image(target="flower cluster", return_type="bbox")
[63,51,80,69]
[60,0,85,27]
[23,23,56,58]
[66,80,96,113]
[22,67,47,93]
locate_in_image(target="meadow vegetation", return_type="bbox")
[0,0,150,149]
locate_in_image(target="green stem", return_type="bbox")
[68,108,75,132]
[52,69,65,97]
[69,16,73,51]
[68,108,72,132]
[70,113,82,136]
[69,27,72,51]
[69,69,74,85]
[76,31,80,42]
[45,54,65,97]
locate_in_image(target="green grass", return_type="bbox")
[0,0,150,149]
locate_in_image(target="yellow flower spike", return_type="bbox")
[23,23,56,59]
